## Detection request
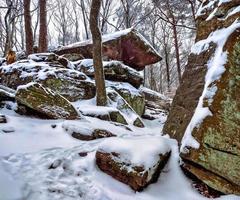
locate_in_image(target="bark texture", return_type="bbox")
[24,0,34,55]
[38,0,48,52]
[90,0,107,106]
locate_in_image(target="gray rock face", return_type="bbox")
[16,83,79,119]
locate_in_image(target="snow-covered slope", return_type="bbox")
[0,100,238,200]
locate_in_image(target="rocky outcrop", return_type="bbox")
[16,83,79,119]
[163,0,240,195]
[0,60,96,101]
[96,137,171,191]
[77,60,143,88]
[55,28,162,71]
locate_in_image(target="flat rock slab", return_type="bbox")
[96,137,171,191]
[55,28,162,71]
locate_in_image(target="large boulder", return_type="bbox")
[0,60,96,101]
[163,0,240,195]
[16,83,79,119]
[96,137,171,191]
[76,59,143,88]
[55,28,162,71]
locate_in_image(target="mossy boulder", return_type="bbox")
[115,87,145,116]
[16,83,79,119]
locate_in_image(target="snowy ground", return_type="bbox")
[0,101,239,200]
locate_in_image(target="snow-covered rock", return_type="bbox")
[0,60,96,101]
[16,83,79,120]
[0,85,15,101]
[76,59,144,88]
[63,120,116,141]
[163,0,240,195]
[96,137,171,191]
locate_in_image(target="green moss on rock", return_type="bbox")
[16,83,79,119]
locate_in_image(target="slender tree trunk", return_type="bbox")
[38,0,48,52]
[171,16,182,84]
[4,4,11,55]
[81,0,89,39]
[90,0,107,106]
[24,0,34,55]
[164,46,171,91]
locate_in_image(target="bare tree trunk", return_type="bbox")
[38,0,48,52]
[24,0,34,55]
[171,16,182,84]
[90,0,107,106]
[4,3,12,55]
[81,0,89,39]
[164,46,171,91]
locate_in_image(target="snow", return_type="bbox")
[226,5,240,19]
[98,136,170,170]
[0,101,239,199]
[0,162,24,200]
[0,59,88,82]
[181,20,240,152]
[197,0,232,19]
[61,28,133,49]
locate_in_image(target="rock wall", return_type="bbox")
[163,0,240,194]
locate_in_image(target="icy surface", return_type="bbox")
[181,20,240,151]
